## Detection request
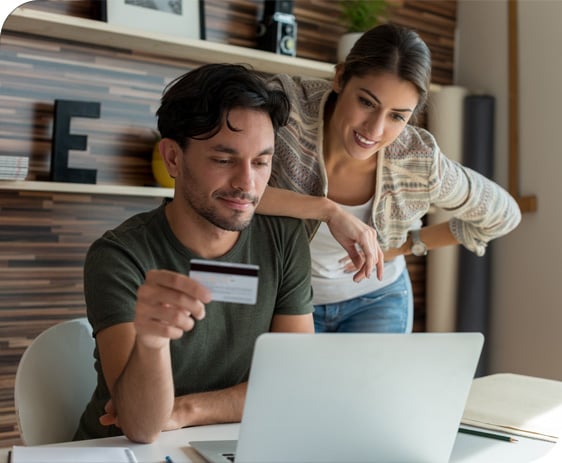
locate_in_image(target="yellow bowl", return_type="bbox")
[151,142,175,188]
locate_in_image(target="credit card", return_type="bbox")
[189,259,259,305]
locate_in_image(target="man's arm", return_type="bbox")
[97,269,210,443]
[160,313,314,430]
[270,313,314,333]
[99,264,313,436]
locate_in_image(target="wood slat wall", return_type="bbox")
[0,0,456,447]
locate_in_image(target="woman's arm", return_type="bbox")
[430,153,521,256]
[257,186,384,281]
[384,222,458,261]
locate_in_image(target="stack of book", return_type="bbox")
[462,373,562,442]
[0,155,29,180]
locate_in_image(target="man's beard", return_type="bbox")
[183,188,258,232]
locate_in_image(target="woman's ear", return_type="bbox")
[333,64,344,93]
[158,138,180,179]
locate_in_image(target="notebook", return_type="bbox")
[190,332,484,463]
[10,446,137,463]
[462,373,562,442]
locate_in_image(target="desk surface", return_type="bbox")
[0,423,555,463]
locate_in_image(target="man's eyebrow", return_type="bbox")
[360,87,414,113]
[211,144,238,155]
[211,144,275,156]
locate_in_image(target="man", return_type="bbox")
[74,64,314,443]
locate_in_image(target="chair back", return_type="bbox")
[14,317,96,445]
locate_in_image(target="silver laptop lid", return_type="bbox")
[234,332,483,463]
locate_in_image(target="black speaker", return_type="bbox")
[257,0,297,57]
[456,94,495,377]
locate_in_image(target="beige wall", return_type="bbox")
[456,0,562,380]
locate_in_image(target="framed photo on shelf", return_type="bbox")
[101,0,206,40]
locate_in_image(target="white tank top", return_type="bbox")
[310,198,405,305]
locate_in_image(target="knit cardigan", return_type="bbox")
[267,74,521,256]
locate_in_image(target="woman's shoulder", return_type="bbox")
[384,125,438,161]
[268,73,332,101]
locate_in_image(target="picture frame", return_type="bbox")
[101,0,206,40]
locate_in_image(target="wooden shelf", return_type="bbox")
[0,180,173,197]
[3,7,335,79]
[1,7,333,199]
[2,7,440,199]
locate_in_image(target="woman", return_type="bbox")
[257,23,521,333]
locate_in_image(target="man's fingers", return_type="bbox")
[99,413,121,428]
[135,308,196,339]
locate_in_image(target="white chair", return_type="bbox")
[14,317,97,445]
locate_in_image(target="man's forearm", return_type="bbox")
[170,382,248,429]
[113,339,175,443]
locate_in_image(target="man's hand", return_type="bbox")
[99,399,119,428]
[134,269,212,350]
[326,208,384,282]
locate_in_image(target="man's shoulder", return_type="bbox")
[253,213,303,229]
[250,214,306,243]
[92,205,165,251]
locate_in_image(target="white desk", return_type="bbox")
[0,423,555,462]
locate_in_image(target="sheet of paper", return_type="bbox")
[461,373,562,442]
[11,446,137,463]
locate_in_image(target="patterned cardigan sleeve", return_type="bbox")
[428,143,521,256]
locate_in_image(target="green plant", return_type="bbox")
[340,0,389,33]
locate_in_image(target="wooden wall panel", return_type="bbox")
[202,0,457,84]
[0,0,456,447]
[0,190,163,447]
[0,33,207,185]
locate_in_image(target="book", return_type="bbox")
[0,155,28,180]
[10,446,138,463]
[461,373,562,442]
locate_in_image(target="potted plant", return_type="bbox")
[337,0,390,62]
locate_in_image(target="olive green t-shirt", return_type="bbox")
[75,203,313,440]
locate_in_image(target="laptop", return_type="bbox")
[190,332,484,463]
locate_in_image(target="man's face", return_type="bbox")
[178,108,275,231]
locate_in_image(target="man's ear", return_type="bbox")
[158,138,180,179]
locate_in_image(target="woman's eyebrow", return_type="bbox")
[359,87,414,113]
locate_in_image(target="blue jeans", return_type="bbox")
[313,268,413,333]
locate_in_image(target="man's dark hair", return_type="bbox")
[156,63,290,149]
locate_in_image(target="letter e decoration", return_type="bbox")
[50,99,100,184]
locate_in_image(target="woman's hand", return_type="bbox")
[257,187,384,281]
[326,207,384,282]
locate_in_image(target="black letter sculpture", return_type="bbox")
[50,99,100,183]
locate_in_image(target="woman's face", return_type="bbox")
[328,71,420,161]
